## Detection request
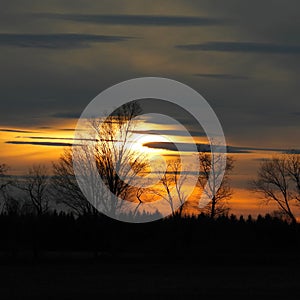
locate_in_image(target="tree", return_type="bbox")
[92,101,149,216]
[252,154,300,223]
[197,152,234,219]
[286,153,300,199]
[0,163,12,213]
[57,101,150,217]
[0,164,9,191]
[52,149,98,216]
[17,165,50,215]
[152,159,188,218]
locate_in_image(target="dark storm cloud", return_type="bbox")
[194,73,249,80]
[176,41,300,54]
[35,13,230,27]
[0,33,133,49]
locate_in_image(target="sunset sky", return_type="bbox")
[0,0,299,217]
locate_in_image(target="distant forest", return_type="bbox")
[0,212,300,261]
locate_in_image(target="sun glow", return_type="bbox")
[129,134,171,154]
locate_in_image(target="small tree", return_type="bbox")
[0,164,12,213]
[153,159,188,218]
[52,149,97,216]
[198,152,234,219]
[17,165,50,215]
[0,164,9,191]
[252,154,300,223]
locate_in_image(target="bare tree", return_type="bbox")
[197,152,234,219]
[91,101,149,215]
[17,165,50,215]
[286,153,300,200]
[152,159,188,218]
[0,163,12,213]
[56,101,149,217]
[0,164,9,191]
[252,154,300,222]
[52,149,98,216]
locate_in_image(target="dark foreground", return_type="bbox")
[1,251,300,300]
[1,213,300,299]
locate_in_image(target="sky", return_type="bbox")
[0,0,299,217]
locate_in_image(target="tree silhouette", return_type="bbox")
[252,154,300,222]
[0,163,9,191]
[0,164,20,214]
[152,159,188,218]
[56,101,150,217]
[91,101,149,216]
[16,165,50,215]
[197,152,234,218]
[52,149,97,216]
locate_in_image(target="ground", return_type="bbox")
[1,251,300,299]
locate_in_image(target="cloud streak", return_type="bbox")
[52,112,81,119]
[130,129,206,137]
[0,33,133,49]
[143,142,299,154]
[176,41,300,54]
[0,128,38,133]
[35,13,230,27]
[194,73,249,80]
[16,136,97,141]
[6,141,76,147]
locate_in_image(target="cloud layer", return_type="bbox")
[35,13,229,27]
[176,41,300,54]
[0,33,132,49]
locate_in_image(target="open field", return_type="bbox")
[1,251,300,299]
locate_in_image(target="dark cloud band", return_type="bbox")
[194,73,249,80]
[0,33,133,49]
[6,141,76,147]
[176,41,300,54]
[35,13,229,27]
[0,128,37,133]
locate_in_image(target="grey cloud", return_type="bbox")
[176,41,300,54]
[143,142,248,153]
[5,141,77,147]
[35,13,230,27]
[130,129,206,137]
[16,136,97,141]
[52,112,81,119]
[37,126,52,129]
[194,73,249,80]
[143,142,298,154]
[59,128,76,132]
[284,149,300,154]
[0,33,133,49]
[0,128,38,133]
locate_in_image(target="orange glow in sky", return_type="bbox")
[0,121,298,218]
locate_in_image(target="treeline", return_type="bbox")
[0,211,299,261]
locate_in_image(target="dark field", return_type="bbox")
[1,251,300,299]
[1,213,300,299]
